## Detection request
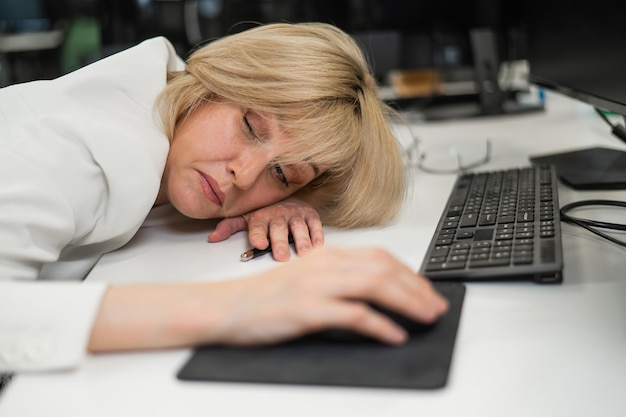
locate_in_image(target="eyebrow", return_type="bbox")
[262,111,320,177]
[250,112,271,141]
[284,160,320,185]
[307,160,320,177]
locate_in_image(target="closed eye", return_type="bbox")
[272,163,289,187]
[243,112,261,143]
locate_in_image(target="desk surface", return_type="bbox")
[2,93,626,417]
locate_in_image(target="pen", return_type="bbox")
[240,235,295,262]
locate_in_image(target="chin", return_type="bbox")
[171,195,219,220]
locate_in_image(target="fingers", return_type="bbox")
[342,303,410,345]
[268,212,324,261]
[246,217,270,250]
[303,247,449,326]
[190,246,448,348]
[303,301,410,345]
[266,219,291,261]
[247,211,324,262]
[207,216,248,243]
[301,211,324,248]
[213,198,324,261]
[344,248,449,324]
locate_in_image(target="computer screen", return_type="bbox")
[524,0,626,189]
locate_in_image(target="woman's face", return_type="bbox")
[160,101,319,219]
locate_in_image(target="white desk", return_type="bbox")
[2,93,626,417]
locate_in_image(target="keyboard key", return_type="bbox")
[456,231,475,239]
[426,261,466,271]
[469,258,510,268]
[479,213,497,225]
[451,243,471,250]
[460,213,478,227]
[474,229,494,241]
[540,239,556,263]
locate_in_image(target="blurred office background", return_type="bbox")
[0,0,533,115]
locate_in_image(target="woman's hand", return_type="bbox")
[207,197,324,261]
[88,247,449,352]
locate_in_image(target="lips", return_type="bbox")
[197,171,224,207]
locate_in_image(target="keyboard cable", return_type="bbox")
[557,109,626,247]
[560,199,626,247]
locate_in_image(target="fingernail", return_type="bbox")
[389,329,408,345]
[436,296,449,313]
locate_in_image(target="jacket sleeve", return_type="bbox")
[0,148,109,372]
[0,281,106,372]
[0,37,181,373]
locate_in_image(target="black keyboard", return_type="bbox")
[419,165,563,284]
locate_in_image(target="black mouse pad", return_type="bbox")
[530,147,626,190]
[177,282,465,390]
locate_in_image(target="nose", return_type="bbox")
[227,148,269,190]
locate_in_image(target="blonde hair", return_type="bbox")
[156,22,406,228]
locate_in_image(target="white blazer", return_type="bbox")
[0,37,185,372]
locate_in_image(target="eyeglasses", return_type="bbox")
[394,119,493,174]
[404,134,492,174]
[416,138,492,174]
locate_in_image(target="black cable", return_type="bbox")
[594,107,626,144]
[560,199,626,247]
[557,110,626,247]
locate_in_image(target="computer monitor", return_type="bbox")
[524,1,626,189]
[339,0,542,119]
